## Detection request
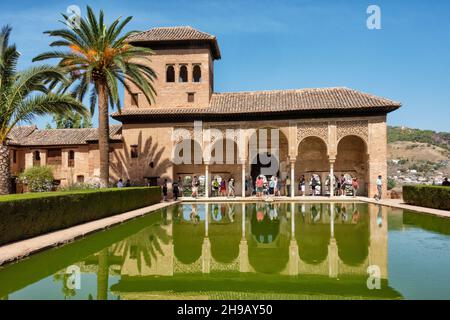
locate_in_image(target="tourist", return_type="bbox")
[269,176,275,195]
[375,175,383,200]
[212,178,219,196]
[285,175,291,197]
[125,179,131,187]
[220,179,227,197]
[117,179,124,188]
[173,179,179,200]
[248,176,254,196]
[340,174,346,196]
[311,176,317,196]
[192,176,199,198]
[162,179,168,201]
[276,176,281,196]
[178,176,183,194]
[442,177,450,186]
[299,175,306,196]
[256,176,264,197]
[352,178,359,197]
[228,178,235,197]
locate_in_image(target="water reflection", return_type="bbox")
[5,202,449,299]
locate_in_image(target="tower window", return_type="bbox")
[187,92,195,103]
[193,65,201,82]
[166,65,175,82]
[130,145,138,158]
[131,93,139,107]
[179,65,188,82]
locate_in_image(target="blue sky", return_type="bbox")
[1,0,449,132]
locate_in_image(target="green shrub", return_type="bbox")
[387,178,396,190]
[19,166,54,192]
[0,187,161,246]
[403,185,450,210]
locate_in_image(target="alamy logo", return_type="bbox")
[65,265,81,290]
[367,5,382,30]
[367,265,381,290]
[66,5,81,30]
[172,121,280,175]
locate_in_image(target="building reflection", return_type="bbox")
[93,202,395,299]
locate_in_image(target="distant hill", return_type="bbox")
[387,126,450,188]
[388,126,450,151]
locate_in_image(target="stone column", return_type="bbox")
[241,162,246,198]
[202,205,210,273]
[205,163,209,198]
[328,202,338,278]
[239,203,249,272]
[329,159,335,197]
[290,158,296,198]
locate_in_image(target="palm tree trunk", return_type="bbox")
[97,82,110,188]
[0,144,11,195]
[96,248,109,300]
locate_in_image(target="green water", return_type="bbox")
[1,202,449,300]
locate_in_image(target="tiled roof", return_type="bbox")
[127,26,221,59]
[112,87,401,122]
[10,125,122,147]
[128,26,216,42]
[7,125,37,145]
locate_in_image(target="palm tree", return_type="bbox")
[34,6,156,187]
[0,25,86,195]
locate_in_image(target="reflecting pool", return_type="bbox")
[1,202,449,300]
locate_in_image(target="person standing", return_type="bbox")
[220,179,227,197]
[228,178,235,197]
[311,176,317,196]
[352,178,359,197]
[192,176,199,198]
[269,176,275,195]
[117,179,124,188]
[299,175,306,196]
[375,175,383,200]
[173,179,179,200]
[285,175,291,197]
[212,178,219,197]
[442,177,450,186]
[162,179,168,201]
[256,176,264,197]
[177,176,183,196]
[340,174,346,196]
[125,179,131,187]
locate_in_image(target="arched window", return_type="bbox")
[193,65,201,82]
[179,65,188,82]
[68,150,75,167]
[166,65,175,82]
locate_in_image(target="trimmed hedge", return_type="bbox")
[403,185,450,211]
[0,187,161,246]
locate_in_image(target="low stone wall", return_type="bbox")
[0,187,161,246]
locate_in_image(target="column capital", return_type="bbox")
[289,157,296,164]
[329,158,336,164]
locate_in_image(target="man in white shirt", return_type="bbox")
[375,175,382,200]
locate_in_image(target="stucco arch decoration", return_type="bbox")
[336,120,369,145]
[296,122,329,149]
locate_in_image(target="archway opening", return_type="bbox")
[335,135,368,196]
[296,137,329,196]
